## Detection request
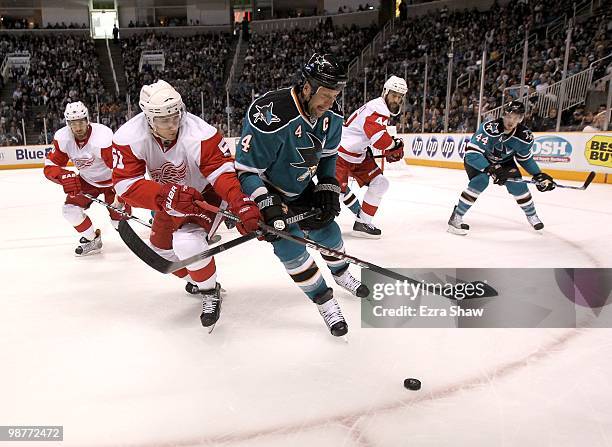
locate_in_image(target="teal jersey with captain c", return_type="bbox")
[234,86,343,200]
[464,118,540,175]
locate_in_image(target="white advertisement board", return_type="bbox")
[0,144,54,168]
[0,139,240,169]
[397,132,612,174]
[1,133,610,179]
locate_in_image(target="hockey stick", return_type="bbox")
[506,171,596,191]
[258,224,498,300]
[117,209,320,274]
[208,206,498,300]
[82,193,152,228]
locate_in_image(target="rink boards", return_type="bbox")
[1,131,611,183]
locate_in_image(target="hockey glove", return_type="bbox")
[229,196,261,235]
[533,172,556,192]
[313,177,341,225]
[59,172,82,195]
[255,193,286,242]
[485,164,519,186]
[385,137,405,163]
[156,183,206,217]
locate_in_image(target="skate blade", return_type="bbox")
[207,323,217,334]
[447,226,468,236]
[351,230,381,239]
[75,248,102,257]
[342,335,349,344]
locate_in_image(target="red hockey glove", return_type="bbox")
[229,197,261,234]
[156,183,206,217]
[385,137,404,163]
[59,172,82,195]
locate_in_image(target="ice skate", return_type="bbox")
[75,229,102,256]
[313,288,348,337]
[199,283,222,332]
[447,206,469,235]
[352,221,382,239]
[333,266,369,298]
[185,282,199,295]
[527,214,544,231]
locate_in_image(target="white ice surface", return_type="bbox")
[1,166,611,447]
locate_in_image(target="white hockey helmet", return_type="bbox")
[139,79,184,130]
[64,101,89,122]
[382,75,408,97]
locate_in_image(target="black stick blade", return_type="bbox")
[118,220,172,273]
[582,171,596,190]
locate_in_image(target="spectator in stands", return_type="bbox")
[113,24,119,44]
[583,111,608,132]
[540,107,558,131]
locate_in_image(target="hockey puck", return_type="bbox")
[403,378,421,390]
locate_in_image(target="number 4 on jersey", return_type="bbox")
[241,134,252,152]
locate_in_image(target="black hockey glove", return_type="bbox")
[312,177,341,225]
[485,164,519,186]
[255,193,286,242]
[533,172,556,192]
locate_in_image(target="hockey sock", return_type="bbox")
[283,252,327,300]
[513,191,537,216]
[321,242,349,275]
[357,176,389,223]
[75,216,96,240]
[342,189,361,217]
[188,258,217,290]
[456,187,482,216]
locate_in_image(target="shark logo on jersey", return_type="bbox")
[252,102,281,126]
[291,133,324,182]
[484,121,500,135]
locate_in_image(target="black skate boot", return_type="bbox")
[199,283,222,331]
[313,288,348,337]
[447,206,469,235]
[333,265,369,298]
[185,282,199,295]
[75,229,102,256]
[352,221,382,239]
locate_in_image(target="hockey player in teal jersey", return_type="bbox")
[234,53,369,337]
[448,101,556,235]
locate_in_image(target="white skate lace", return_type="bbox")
[318,299,345,328]
[362,223,378,231]
[79,236,101,252]
[201,294,219,314]
[527,215,541,225]
[334,270,362,294]
[450,213,463,225]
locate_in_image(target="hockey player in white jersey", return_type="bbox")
[112,80,260,329]
[336,75,407,238]
[44,101,131,256]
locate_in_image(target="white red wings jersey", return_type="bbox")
[112,112,242,211]
[44,123,114,187]
[339,97,395,164]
